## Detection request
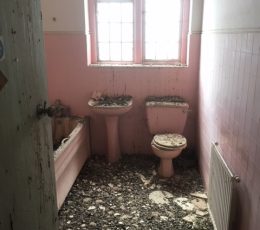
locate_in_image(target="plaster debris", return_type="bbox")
[190,192,208,200]
[160,216,169,221]
[120,215,131,220]
[58,155,214,230]
[89,94,133,107]
[95,199,103,204]
[108,183,114,188]
[99,205,106,211]
[191,198,208,211]
[136,173,153,186]
[174,197,195,211]
[83,197,91,203]
[150,184,156,189]
[151,211,160,218]
[149,190,173,205]
[89,222,96,227]
[196,210,209,217]
[183,214,197,223]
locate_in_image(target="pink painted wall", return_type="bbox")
[199,1,260,228]
[44,33,201,155]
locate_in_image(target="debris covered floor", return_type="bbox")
[58,155,214,230]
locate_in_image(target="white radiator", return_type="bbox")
[208,143,240,230]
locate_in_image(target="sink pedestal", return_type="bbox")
[105,116,120,163]
[88,98,133,163]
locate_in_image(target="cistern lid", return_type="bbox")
[145,96,188,108]
[153,133,187,149]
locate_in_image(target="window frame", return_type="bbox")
[88,0,190,65]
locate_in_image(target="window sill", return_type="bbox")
[88,63,188,68]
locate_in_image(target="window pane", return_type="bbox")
[109,3,121,22]
[97,23,109,42]
[110,43,121,61]
[122,43,133,61]
[122,23,133,42]
[97,3,110,22]
[110,23,121,42]
[155,43,168,60]
[121,2,133,22]
[144,0,182,60]
[167,42,180,59]
[145,43,156,60]
[98,43,110,61]
[145,25,157,43]
[96,1,134,62]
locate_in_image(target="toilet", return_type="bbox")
[145,96,189,177]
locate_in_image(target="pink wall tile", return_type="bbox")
[199,32,260,230]
[44,33,201,155]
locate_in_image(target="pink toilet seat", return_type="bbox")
[152,133,187,151]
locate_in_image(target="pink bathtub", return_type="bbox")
[52,117,91,209]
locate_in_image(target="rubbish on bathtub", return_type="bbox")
[50,99,71,117]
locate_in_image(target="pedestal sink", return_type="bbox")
[88,96,133,163]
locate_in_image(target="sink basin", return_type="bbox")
[88,98,133,116]
[88,96,133,163]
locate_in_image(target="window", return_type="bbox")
[88,0,190,65]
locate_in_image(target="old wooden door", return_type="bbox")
[0,1,58,230]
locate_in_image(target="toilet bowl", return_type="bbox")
[151,133,187,177]
[145,96,189,177]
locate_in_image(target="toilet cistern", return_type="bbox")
[145,96,189,177]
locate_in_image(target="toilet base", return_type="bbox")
[151,142,186,178]
[158,158,174,177]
